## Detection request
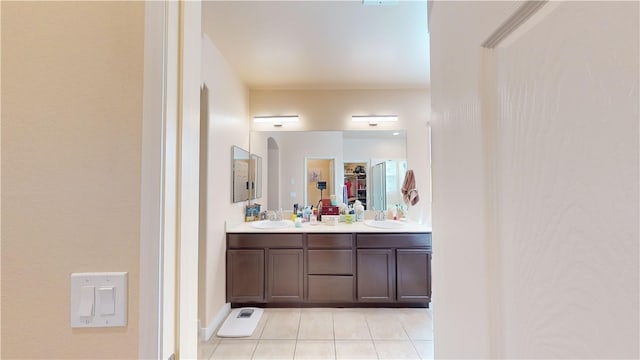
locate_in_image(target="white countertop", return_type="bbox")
[226,220,432,233]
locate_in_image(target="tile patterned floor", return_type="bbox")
[199,308,434,360]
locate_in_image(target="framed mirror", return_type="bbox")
[232,145,250,203]
[251,130,407,210]
[232,145,262,203]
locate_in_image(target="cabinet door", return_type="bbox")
[357,249,395,302]
[267,249,304,302]
[396,249,431,302]
[226,249,265,302]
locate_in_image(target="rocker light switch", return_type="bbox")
[71,272,127,328]
[78,286,95,317]
[98,286,115,315]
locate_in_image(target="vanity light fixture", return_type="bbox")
[253,115,299,127]
[351,115,398,126]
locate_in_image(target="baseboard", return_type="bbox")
[200,303,231,342]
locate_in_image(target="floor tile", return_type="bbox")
[264,308,302,313]
[261,311,301,339]
[365,313,409,340]
[396,311,433,341]
[198,338,220,359]
[374,340,419,359]
[301,307,334,313]
[335,340,378,359]
[298,311,334,340]
[333,312,371,340]
[210,339,258,360]
[208,307,433,359]
[412,340,434,360]
[252,340,296,360]
[294,340,336,359]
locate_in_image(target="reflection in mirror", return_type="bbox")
[232,146,262,203]
[232,145,250,203]
[250,154,262,200]
[251,131,407,211]
[371,160,408,211]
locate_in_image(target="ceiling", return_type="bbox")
[202,0,430,90]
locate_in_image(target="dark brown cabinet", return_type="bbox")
[226,231,431,306]
[357,233,432,304]
[357,249,395,302]
[226,233,303,304]
[307,233,355,302]
[226,249,264,302]
[267,249,303,302]
[396,249,432,302]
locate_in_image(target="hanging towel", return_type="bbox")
[401,169,420,206]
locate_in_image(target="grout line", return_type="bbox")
[363,309,381,359]
[292,339,298,360]
[256,311,268,340]
[332,309,338,360]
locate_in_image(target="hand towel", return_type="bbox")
[401,169,420,206]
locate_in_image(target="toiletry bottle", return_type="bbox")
[354,200,364,222]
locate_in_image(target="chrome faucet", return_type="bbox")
[267,209,282,221]
[375,211,386,221]
[267,210,282,221]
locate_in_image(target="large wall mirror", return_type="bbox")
[231,145,261,203]
[251,130,407,211]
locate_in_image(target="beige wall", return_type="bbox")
[1,2,144,358]
[200,33,251,336]
[430,1,638,358]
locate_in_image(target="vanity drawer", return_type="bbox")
[356,233,432,249]
[307,233,353,249]
[308,250,353,275]
[228,233,303,249]
[308,275,354,302]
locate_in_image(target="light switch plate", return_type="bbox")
[70,272,127,328]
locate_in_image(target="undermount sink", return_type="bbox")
[364,219,407,229]
[250,220,294,229]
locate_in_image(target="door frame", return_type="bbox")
[303,157,336,207]
[139,1,201,359]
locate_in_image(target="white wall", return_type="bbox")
[200,33,250,334]
[2,2,144,358]
[430,1,639,358]
[495,2,639,358]
[344,137,406,161]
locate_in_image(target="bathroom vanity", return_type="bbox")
[225,222,432,308]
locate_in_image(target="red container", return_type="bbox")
[321,206,339,215]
